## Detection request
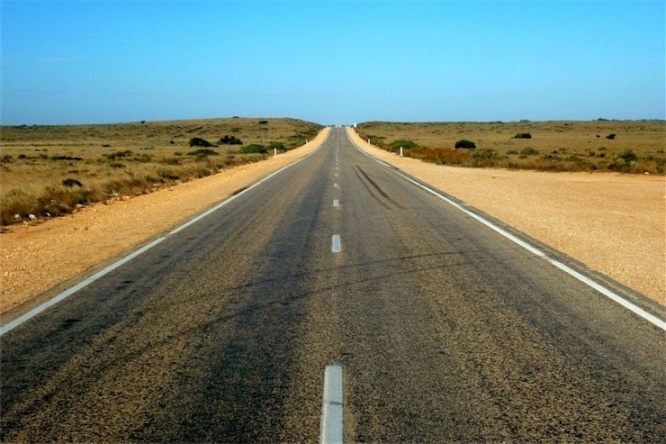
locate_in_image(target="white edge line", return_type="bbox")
[0,237,164,336]
[320,364,344,444]
[0,147,321,337]
[347,130,666,332]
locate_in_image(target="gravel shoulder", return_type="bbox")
[348,128,665,305]
[1,126,663,316]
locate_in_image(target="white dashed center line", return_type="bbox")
[333,199,339,208]
[320,364,344,444]
[331,235,341,253]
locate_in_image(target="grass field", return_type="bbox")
[0,117,322,226]
[356,120,665,174]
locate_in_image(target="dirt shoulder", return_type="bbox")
[0,128,330,314]
[348,128,665,305]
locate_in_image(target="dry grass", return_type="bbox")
[357,120,665,174]
[0,117,322,225]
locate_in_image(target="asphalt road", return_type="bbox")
[2,128,665,443]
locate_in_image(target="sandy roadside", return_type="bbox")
[0,128,330,314]
[348,128,665,305]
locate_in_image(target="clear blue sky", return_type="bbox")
[1,0,664,125]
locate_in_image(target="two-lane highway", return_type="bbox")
[2,128,665,442]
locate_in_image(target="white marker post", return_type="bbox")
[274,147,277,158]
[400,146,403,157]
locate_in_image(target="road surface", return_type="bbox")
[2,128,665,442]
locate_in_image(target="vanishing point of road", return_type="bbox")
[2,128,665,442]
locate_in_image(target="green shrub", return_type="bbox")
[520,147,540,156]
[157,168,179,180]
[134,154,153,163]
[470,148,498,167]
[656,158,665,174]
[455,139,476,149]
[106,150,133,160]
[189,137,214,147]
[269,141,286,152]
[608,150,637,172]
[162,157,181,165]
[240,144,268,154]
[618,149,637,163]
[62,178,83,187]
[471,148,497,160]
[365,134,386,145]
[219,135,243,145]
[390,139,417,149]
[408,147,470,165]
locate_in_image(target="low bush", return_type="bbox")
[470,149,499,167]
[106,150,133,160]
[219,135,243,145]
[189,137,214,147]
[513,133,532,139]
[520,147,540,156]
[365,134,386,145]
[157,168,179,181]
[134,154,153,163]
[240,144,268,154]
[62,178,83,187]
[408,147,470,165]
[52,155,83,161]
[608,150,637,172]
[269,141,286,152]
[455,139,476,149]
[618,149,637,163]
[472,148,497,160]
[390,139,417,150]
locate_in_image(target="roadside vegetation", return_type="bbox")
[357,120,665,175]
[0,117,322,226]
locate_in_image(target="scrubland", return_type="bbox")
[357,120,665,174]
[0,118,322,226]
